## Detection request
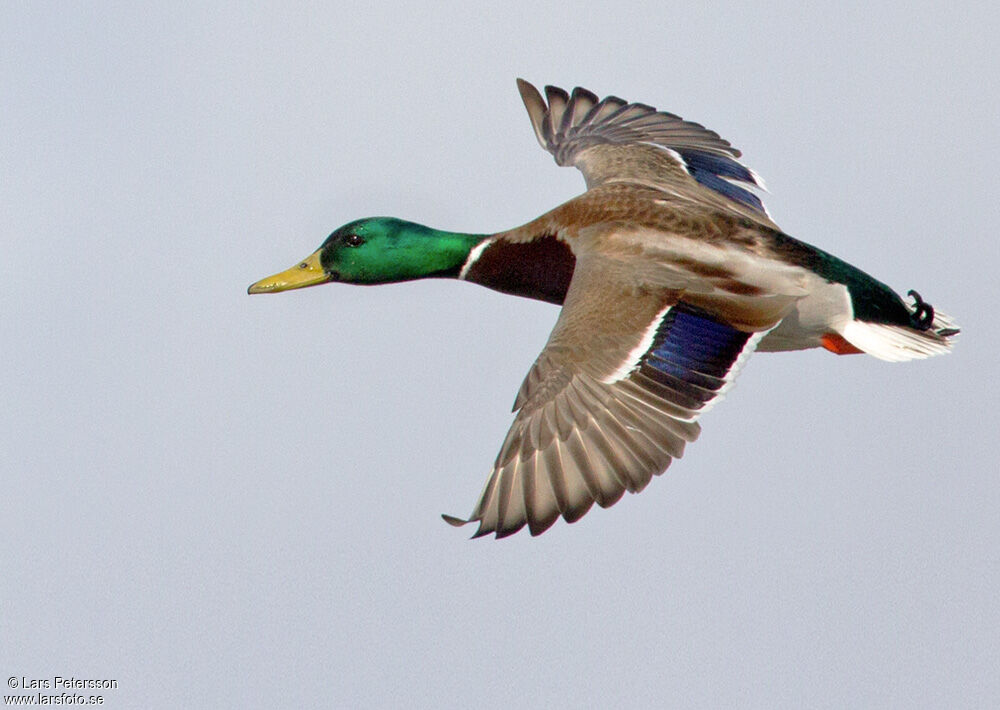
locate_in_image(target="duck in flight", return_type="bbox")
[249,79,959,538]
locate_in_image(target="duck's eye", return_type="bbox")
[344,234,365,247]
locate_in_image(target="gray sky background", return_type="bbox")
[3,2,998,708]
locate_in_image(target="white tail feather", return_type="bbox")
[842,309,959,362]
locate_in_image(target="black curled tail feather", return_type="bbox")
[906,290,935,331]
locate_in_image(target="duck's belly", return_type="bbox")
[757,280,854,352]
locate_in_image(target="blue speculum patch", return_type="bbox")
[639,305,752,404]
[687,169,766,213]
[677,149,766,214]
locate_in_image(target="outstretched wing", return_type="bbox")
[445,255,785,538]
[516,79,775,227]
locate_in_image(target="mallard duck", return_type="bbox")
[249,80,959,538]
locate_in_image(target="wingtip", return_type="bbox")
[441,513,470,528]
[516,77,540,102]
[516,78,548,149]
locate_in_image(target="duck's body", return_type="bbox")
[250,80,958,538]
[460,181,953,357]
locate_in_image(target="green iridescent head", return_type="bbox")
[248,217,487,293]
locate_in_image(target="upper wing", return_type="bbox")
[516,79,775,227]
[445,255,787,538]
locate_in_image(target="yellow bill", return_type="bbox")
[247,251,330,294]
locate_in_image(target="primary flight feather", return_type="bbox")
[249,79,958,538]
